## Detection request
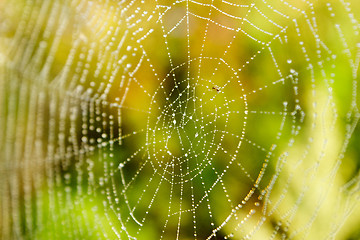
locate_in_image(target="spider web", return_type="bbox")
[1,0,360,239]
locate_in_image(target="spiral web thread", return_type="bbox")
[1,0,360,239]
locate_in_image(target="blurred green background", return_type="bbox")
[1,0,360,239]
